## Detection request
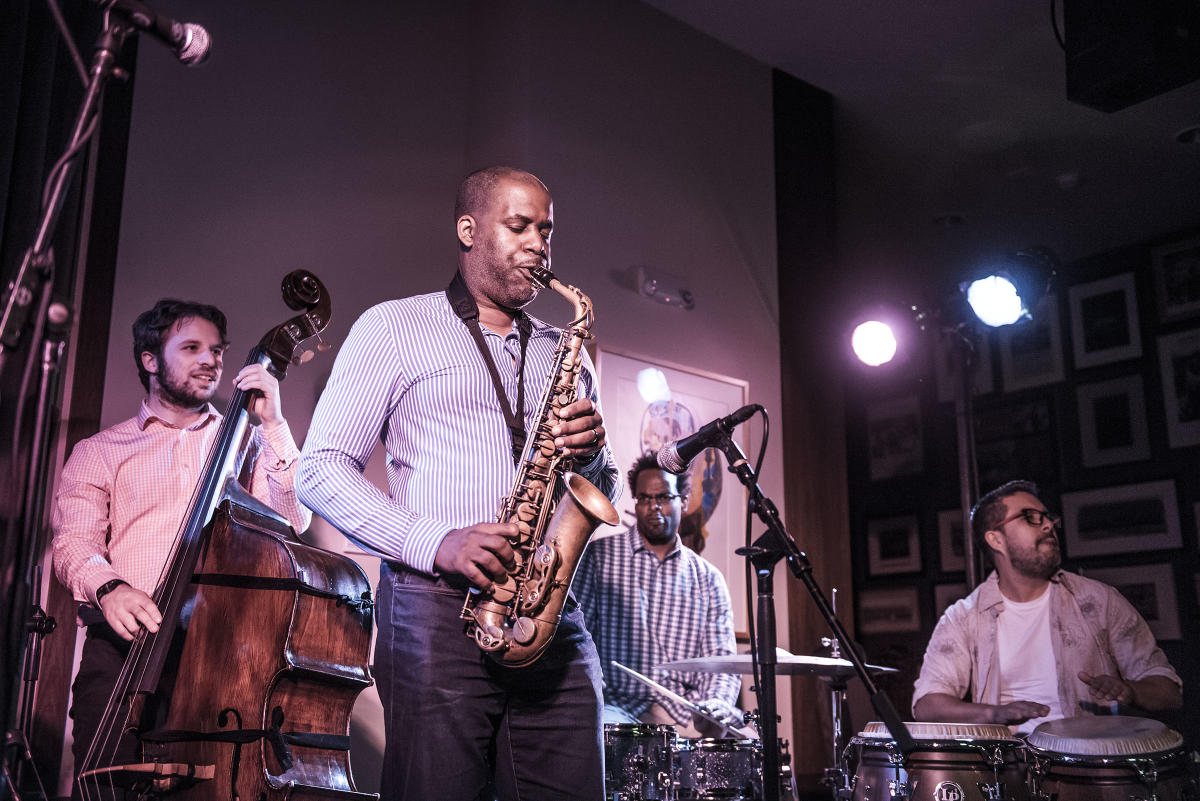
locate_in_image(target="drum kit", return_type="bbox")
[606,647,1198,801]
[605,648,897,801]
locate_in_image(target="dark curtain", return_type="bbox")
[1,0,134,788]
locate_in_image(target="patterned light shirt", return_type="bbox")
[52,401,309,608]
[913,570,1181,719]
[574,526,740,724]
[296,290,618,573]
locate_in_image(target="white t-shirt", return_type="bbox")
[997,584,1064,733]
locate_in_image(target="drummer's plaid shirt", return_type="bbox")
[574,525,741,725]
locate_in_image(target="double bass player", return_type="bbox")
[52,299,310,799]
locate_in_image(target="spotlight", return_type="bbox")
[851,321,898,366]
[848,303,929,368]
[962,247,1058,328]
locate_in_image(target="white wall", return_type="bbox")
[95,0,789,789]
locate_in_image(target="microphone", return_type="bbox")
[97,0,211,66]
[656,404,761,473]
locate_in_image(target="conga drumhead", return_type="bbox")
[1026,716,1183,757]
[858,721,1020,742]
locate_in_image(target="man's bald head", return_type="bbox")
[454,167,549,221]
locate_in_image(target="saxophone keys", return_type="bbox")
[512,617,537,645]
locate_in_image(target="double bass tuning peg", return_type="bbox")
[291,335,331,366]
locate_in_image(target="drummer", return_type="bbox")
[575,452,744,738]
[912,479,1182,734]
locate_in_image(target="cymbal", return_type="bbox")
[658,648,897,678]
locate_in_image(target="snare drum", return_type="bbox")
[674,738,762,800]
[849,721,1029,801]
[603,723,676,801]
[1025,716,1196,801]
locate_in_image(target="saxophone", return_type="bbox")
[461,265,619,667]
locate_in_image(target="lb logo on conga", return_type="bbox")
[932,780,965,801]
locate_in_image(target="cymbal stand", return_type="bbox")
[720,435,917,801]
[819,591,853,800]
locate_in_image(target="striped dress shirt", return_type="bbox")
[52,401,309,608]
[297,290,619,574]
[574,526,741,724]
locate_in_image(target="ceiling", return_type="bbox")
[642,1,1200,294]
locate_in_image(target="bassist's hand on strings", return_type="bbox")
[551,398,605,459]
[235,363,286,430]
[99,583,163,641]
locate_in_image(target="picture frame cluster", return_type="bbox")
[852,230,1200,644]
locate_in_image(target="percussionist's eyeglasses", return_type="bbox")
[635,493,681,507]
[998,507,1061,530]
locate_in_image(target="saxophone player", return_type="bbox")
[298,167,619,801]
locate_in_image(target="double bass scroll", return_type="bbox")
[77,272,377,801]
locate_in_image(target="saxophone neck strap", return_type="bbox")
[447,270,531,466]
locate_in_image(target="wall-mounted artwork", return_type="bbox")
[858,586,921,634]
[1080,563,1181,641]
[865,395,923,481]
[934,582,969,618]
[1068,272,1142,369]
[1153,235,1200,323]
[867,515,922,576]
[1157,329,1200,448]
[1062,480,1182,558]
[1075,375,1151,468]
[594,347,750,633]
[973,398,1058,493]
[999,294,1065,391]
[937,509,966,573]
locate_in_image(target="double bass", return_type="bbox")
[77,272,377,801]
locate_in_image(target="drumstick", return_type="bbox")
[610,660,752,739]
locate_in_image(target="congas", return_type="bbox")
[603,723,676,801]
[1025,715,1196,801]
[849,722,1029,801]
[673,738,762,800]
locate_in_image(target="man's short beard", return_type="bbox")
[157,361,216,408]
[1009,544,1061,581]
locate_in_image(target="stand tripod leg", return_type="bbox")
[3,730,49,801]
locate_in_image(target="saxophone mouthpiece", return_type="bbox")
[529,264,556,289]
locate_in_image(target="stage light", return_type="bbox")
[851,320,898,366]
[962,247,1059,328]
[964,274,1025,327]
[848,302,929,368]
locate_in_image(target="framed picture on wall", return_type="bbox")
[1153,235,1200,323]
[1076,375,1151,467]
[1062,480,1181,558]
[934,582,969,618]
[865,395,923,481]
[1080,563,1180,640]
[1068,272,1142,369]
[999,294,1065,392]
[973,398,1058,492]
[1157,329,1200,448]
[593,347,750,634]
[866,515,921,575]
[937,509,966,572]
[858,586,921,634]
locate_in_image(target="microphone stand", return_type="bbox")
[1,21,131,796]
[721,436,916,801]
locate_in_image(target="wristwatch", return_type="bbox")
[95,579,128,605]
